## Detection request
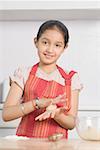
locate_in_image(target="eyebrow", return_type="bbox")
[41,38,48,40]
[56,41,64,45]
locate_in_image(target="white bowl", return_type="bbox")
[76,116,100,141]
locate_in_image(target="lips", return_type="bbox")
[43,53,54,59]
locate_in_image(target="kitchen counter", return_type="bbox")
[0,138,100,150]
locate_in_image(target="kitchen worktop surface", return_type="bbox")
[0,137,100,150]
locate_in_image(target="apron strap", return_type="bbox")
[57,65,77,111]
[57,65,76,85]
[30,63,39,75]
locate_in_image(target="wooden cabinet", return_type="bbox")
[0,1,100,21]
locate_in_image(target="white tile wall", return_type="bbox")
[0,20,100,109]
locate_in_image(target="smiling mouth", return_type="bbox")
[44,53,54,58]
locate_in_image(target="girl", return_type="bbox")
[2,20,82,139]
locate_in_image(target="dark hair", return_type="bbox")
[36,20,69,48]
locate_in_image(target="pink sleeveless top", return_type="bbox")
[16,63,76,138]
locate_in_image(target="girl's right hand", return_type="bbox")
[52,93,67,106]
[36,93,67,109]
[36,98,51,109]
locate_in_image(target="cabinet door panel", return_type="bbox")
[0,128,16,137]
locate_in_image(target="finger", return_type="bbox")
[55,94,63,100]
[36,111,52,121]
[55,94,67,101]
[43,112,50,120]
[58,99,66,102]
[35,113,45,121]
[57,99,67,106]
[39,117,43,121]
[58,93,66,99]
[53,98,68,105]
[60,107,68,113]
[51,111,56,118]
[60,94,67,100]
[52,97,62,104]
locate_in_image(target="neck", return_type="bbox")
[39,62,57,74]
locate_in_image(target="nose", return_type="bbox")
[46,45,54,53]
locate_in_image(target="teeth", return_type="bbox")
[45,54,52,57]
[46,55,52,57]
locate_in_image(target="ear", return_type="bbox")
[62,44,68,53]
[64,43,68,49]
[34,37,38,48]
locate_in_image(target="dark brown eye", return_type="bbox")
[42,41,48,44]
[56,44,61,47]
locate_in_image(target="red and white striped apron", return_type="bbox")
[16,63,76,138]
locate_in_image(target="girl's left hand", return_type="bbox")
[35,105,67,121]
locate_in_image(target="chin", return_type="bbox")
[41,60,56,65]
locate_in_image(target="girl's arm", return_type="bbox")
[53,89,79,130]
[2,82,35,121]
[2,82,52,121]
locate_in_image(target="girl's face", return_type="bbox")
[35,29,67,66]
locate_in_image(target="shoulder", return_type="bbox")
[13,66,32,81]
[65,69,83,91]
[10,66,32,90]
[71,72,83,91]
